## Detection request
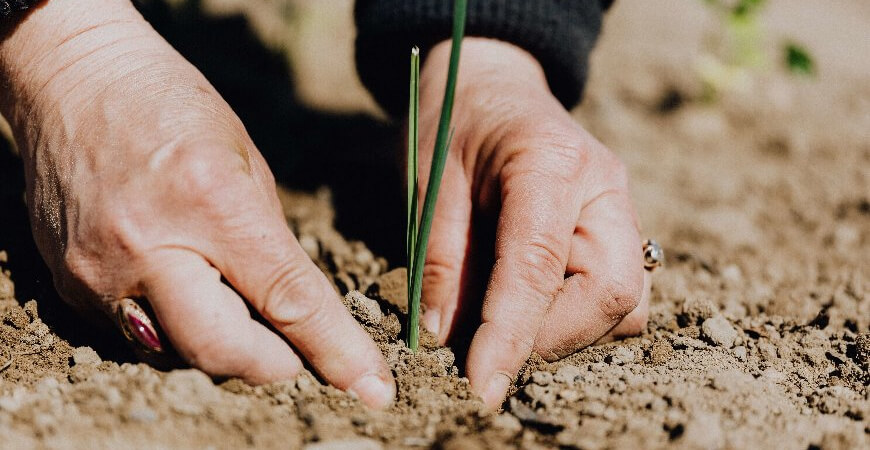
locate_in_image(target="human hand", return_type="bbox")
[0,0,394,408]
[415,38,650,409]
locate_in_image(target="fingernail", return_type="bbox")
[422,309,441,335]
[119,298,164,353]
[348,373,396,409]
[480,372,512,410]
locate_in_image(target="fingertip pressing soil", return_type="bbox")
[1,0,868,448]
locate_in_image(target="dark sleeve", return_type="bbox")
[1,0,39,19]
[355,0,613,117]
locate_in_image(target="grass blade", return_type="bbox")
[407,0,467,351]
[407,47,420,329]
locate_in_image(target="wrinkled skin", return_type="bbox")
[0,0,394,408]
[0,0,648,411]
[417,39,650,408]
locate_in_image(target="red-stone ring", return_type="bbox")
[118,298,164,353]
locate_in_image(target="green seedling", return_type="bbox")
[406,46,420,349]
[406,0,467,352]
[784,43,815,76]
[698,0,816,99]
[697,0,767,98]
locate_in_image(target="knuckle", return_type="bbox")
[177,153,233,198]
[422,256,458,287]
[164,143,249,206]
[501,143,585,188]
[512,238,566,301]
[545,144,585,181]
[260,262,325,328]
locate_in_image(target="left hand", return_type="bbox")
[415,38,651,410]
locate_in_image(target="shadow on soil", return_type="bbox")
[0,1,405,360]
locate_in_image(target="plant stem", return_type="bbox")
[407,46,420,347]
[407,0,467,352]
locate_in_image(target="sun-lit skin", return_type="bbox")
[418,39,651,408]
[0,0,649,411]
[0,0,395,409]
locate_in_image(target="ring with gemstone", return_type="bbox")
[118,297,164,353]
[643,239,664,272]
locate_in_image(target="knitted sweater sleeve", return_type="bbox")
[354,0,613,117]
[0,0,40,19]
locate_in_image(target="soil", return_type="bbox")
[0,0,868,448]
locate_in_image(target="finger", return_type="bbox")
[419,160,474,343]
[140,249,304,383]
[466,151,583,410]
[214,205,395,409]
[534,191,646,359]
[595,270,650,345]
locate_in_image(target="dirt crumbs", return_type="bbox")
[1,187,867,448]
[1,0,869,448]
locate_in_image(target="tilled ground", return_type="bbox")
[0,0,868,448]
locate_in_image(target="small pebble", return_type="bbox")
[702,315,738,348]
[530,371,553,386]
[368,268,407,312]
[610,346,636,365]
[345,291,383,326]
[649,340,674,365]
[553,365,581,384]
[72,346,102,366]
[681,297,717,325]
[761,368,786,382]
[33,413,57,433]
[126,406,158,423]
[590,362,607,372]
[103,387,123,408]
[354,248,375,266]
[35,377,60,395]
[721,264,743,284]
[0,395,23,413]
[758,341,778,360]
[558,389,581,402]
[491,414,522,434]
[733,346,747,361]
[583,400,606,417]
[298,234,320,260]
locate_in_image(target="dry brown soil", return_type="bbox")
[0,0,867,448]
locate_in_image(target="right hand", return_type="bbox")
[0,0,395,408]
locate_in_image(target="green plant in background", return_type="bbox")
[784,42,815,76]
[406,0,467,352]
[698,0,816,99]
